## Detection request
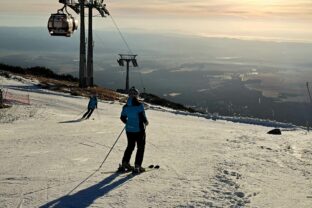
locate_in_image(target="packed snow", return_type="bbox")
[1,74,312,208]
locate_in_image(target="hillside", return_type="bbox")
[1,69,312,207]
[0,63,196,113]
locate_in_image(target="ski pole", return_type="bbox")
[98,126,125,170]
[307,82,312,104]
[306,82,312,132]
[96,108,101,120]
[67,126,126,196]
[76,109,86,119]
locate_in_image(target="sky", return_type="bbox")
[0,0,311,42]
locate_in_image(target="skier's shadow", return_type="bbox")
[59,118,83,124]
[39,173,134,208]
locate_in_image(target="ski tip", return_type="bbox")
[147,164,160,169]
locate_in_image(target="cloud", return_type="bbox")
[1,0,311,19]
[109,0,312,19]
[0,1,63,14]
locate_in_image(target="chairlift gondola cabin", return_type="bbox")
[47,12,78,37]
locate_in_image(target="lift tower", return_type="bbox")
[48,0,109,88]
[80,0,87,87]
[85,0,109,87]
[117,54,138,92]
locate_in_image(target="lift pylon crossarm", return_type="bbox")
[119,54,137,59]
[117,54,139,91]
[97,7,110,17]
[59,0,75,4]
[92,2,110,17]
[58,0,109,16]
[59,0,80,13]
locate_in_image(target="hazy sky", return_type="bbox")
[0,0,311,42]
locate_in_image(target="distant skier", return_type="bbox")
[119,87,149,174]
[82,94,98,120]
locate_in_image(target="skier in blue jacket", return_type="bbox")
[119,87,149,174]
[82,94,98,120]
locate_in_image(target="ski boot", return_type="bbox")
[117,163,134,173]
[132,165,145,174]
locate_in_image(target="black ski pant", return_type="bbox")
[122,131,146,167]
[82,108,95,119]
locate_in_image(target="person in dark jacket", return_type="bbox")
[82,94,98,120]
[119,87,149,173]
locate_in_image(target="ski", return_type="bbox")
[132,164,160,175]
[101,164,160,175]
[100,169,132,175]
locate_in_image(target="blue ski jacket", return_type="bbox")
[88,96,98,109]
[120,97,148,132]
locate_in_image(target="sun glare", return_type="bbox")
[241,0,284,5]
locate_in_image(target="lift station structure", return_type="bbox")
[48,0,109,88]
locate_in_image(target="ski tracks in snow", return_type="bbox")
[215,129,312,208]
[1,75,312,207]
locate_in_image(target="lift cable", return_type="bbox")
[109,14,146,90]
[86,6,148,91]
[94,11,147,90]
[109,15,133,54]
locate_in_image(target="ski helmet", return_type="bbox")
[129,86,139,97]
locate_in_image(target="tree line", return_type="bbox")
[0,63,78,82]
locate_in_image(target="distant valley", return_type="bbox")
[1,27,312,126]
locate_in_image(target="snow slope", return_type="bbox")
[1,75,312,208]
